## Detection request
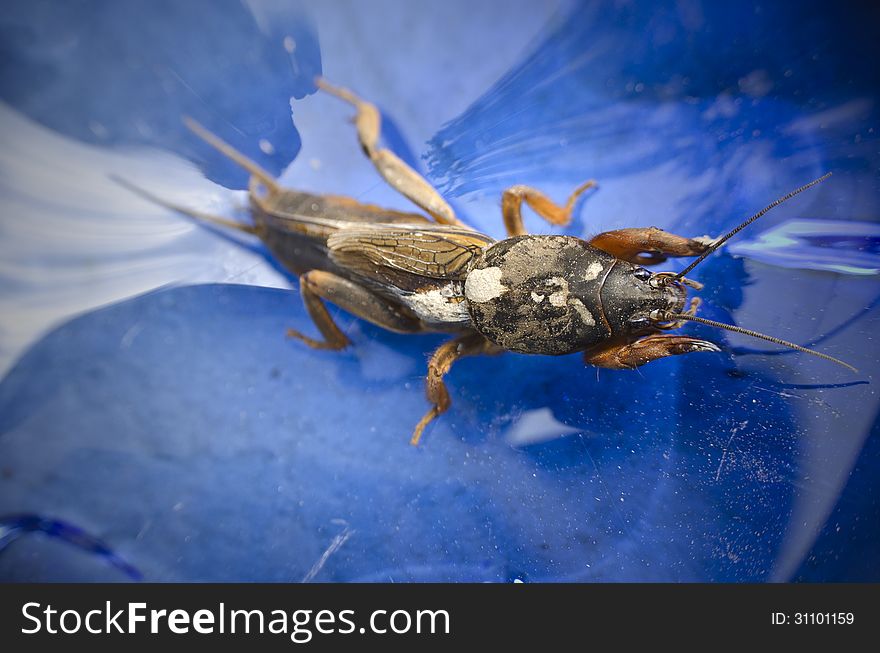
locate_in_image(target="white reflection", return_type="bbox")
[0,104,287,376]
[505,407,582,447]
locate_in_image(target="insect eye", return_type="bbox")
[633,267,651,281]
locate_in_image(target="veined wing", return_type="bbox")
[328,224,495,291]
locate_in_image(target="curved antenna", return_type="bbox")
[672,173,832,281]
[662,312,856,372]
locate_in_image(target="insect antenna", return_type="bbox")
[672,172,832,281]
[661,312,856,372]
[183,117,281,195]
[110,174,259,235]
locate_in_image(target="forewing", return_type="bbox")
[328,224,494,291]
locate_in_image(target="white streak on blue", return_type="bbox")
[0,104,287,376]
[728,219,880,276]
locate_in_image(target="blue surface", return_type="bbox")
[0,0,878,581]
[0,0,318,187]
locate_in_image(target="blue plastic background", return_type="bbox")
[0,0,878,581]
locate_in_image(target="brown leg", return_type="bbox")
[589,227,715,266]
[502,180,596,237]
[411,333,495,446]
[287,270,424,350]
[316,77,467,229]
[583,334,720,369]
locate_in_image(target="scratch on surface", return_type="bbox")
[225,262,263,283]
[752,385,841,417]
[120,323,143,349]
[284,36,301,77]
[135,518,153,541]
[716,420,748,481]
[165,66,247,138]
[302,526,354,583]
[752,384,799,399]
[579,435,628,532]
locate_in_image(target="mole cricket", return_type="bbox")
[116,77,855,445]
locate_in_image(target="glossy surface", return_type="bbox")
[0,0,877,581]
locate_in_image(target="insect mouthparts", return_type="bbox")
[650,309,671,322]
[653,272,703,291]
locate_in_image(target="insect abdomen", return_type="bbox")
[395,280,472,328]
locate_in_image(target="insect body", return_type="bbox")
[118,78,854,445]
[465,235,688,355]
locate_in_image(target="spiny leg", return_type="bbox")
[583,334,720,369]
[287,270,424,350]
[589,227,716,266]
[315,77,467,229]
[502,180,596,237]
[412,333,494,446]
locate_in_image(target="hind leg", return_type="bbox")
[287,270,424,350]
[316,77,466,228]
